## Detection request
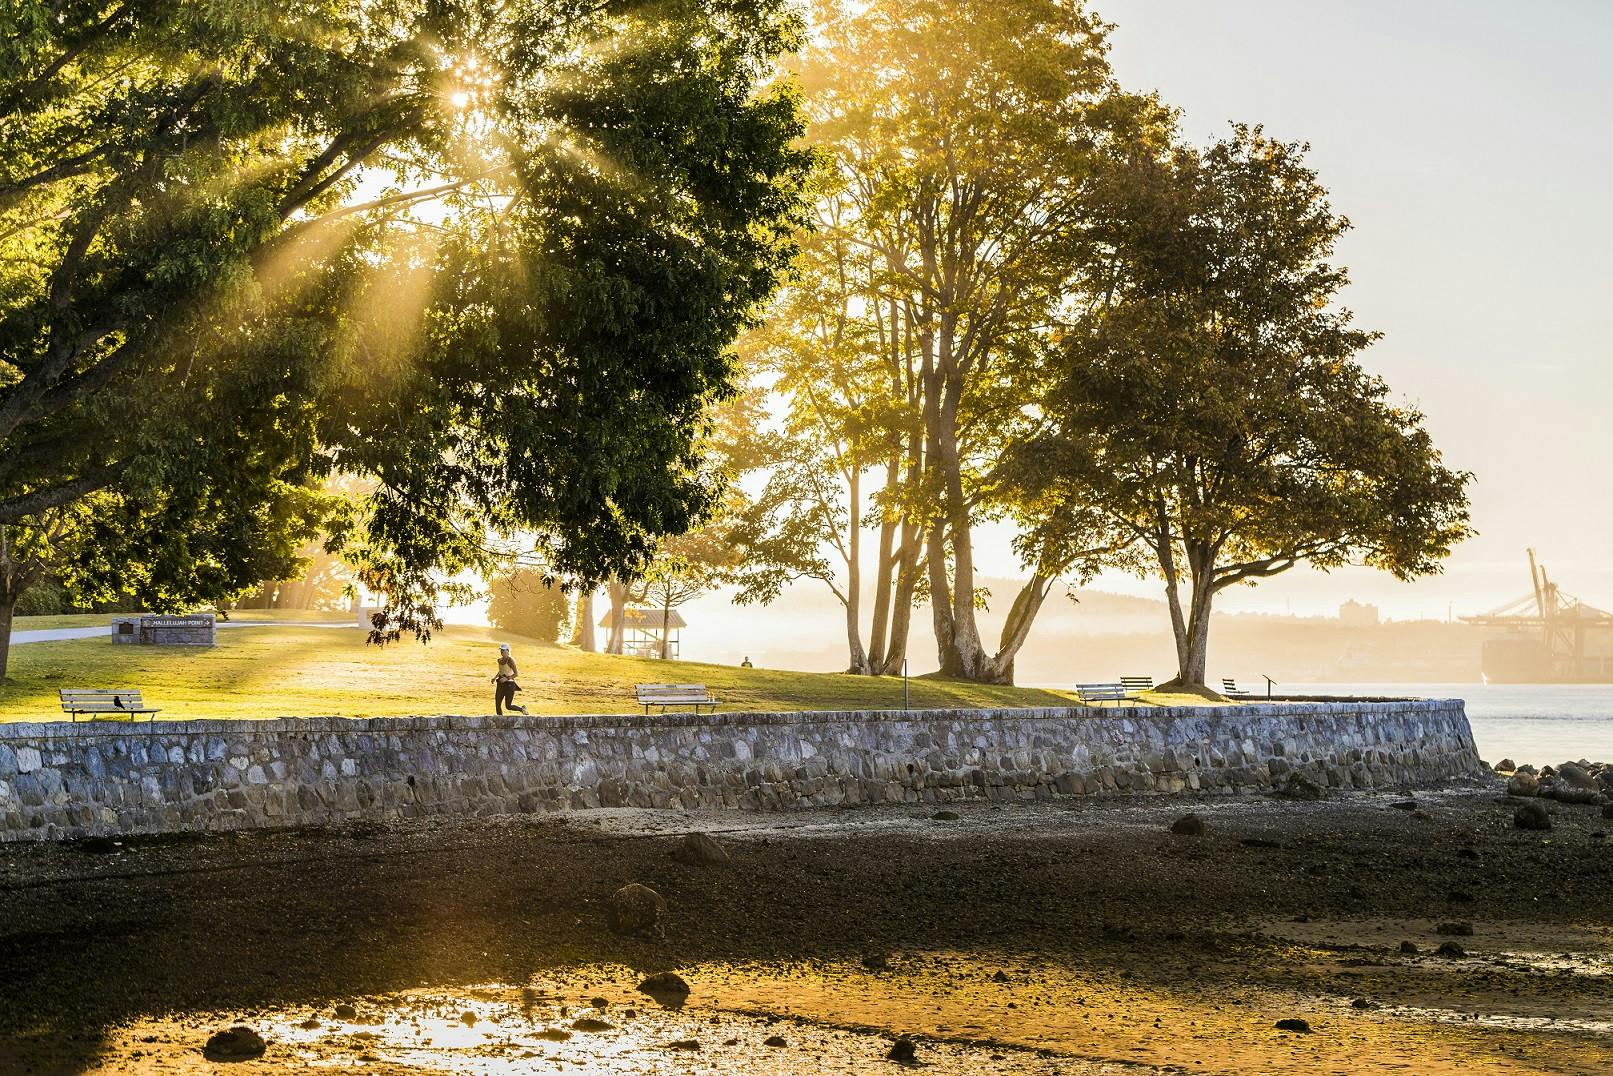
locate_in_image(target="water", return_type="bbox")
[1291,682,1613,767]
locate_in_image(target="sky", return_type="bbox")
[963,0,1613,621]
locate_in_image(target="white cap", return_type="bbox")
[499,643,511,651]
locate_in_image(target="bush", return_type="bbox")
[486,571,572,643]
[16,578,70,616]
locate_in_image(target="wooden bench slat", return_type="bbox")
[59,688,160,722]
[634,683,718,713]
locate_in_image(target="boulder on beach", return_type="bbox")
[1170,812,1206,836]
[1277,772,1326,801]
[638,971,691,1006]
[672,832,730,867]
[203,1026,267,1062]
[608,883,668,937]
[887,1037,918,1062]
[1513,801,1552,831]
[1274,1018,1312,1033]
[1556,763,1597,792]
[1505,772,1539,797]
[1555,786,1600,806]
[1495,758,1517,773]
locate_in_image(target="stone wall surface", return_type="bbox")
[0,701,1482,842]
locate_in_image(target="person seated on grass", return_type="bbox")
[492,643,530,716]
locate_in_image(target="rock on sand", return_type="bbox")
[609,883,668,937]
[1170,813,1206,836]
[1513,801,1552,831]
[672,832,730,867]
[203,1026,266,1061]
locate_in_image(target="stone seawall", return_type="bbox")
[0,701,1482,842]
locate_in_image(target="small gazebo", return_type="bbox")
[601,607,687,659]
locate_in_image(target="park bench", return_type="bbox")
[59,688,161,723]
[1074,682,1144,706]
[635,683,719,715]
[1221,678,1251,698]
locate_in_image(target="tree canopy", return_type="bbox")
[742,0,1169,684]
[1009,126,1472,688]
[0,0,812,674]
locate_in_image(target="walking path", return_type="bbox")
[10,621,355,646]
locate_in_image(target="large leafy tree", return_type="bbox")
[0,0,810,676]
[783,0,1168,684]
[1011,127,1472,690]
[731,183,926,675]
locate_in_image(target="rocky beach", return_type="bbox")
[1,766,1611,1074]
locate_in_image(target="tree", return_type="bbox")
[732,170,927,676]
[1010,127,1473,690]
[783,0,1168,683]
[0,0,811,675]
[487,569,572,643]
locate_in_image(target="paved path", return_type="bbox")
[10,621,355,646]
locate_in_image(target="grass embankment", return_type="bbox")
[0,623,1216,722]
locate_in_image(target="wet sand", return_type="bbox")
[1,786,1610,1073]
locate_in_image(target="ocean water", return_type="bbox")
[1291,683,1613,768]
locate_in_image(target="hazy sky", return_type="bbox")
[966,0,1613,620]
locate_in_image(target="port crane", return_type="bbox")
[1462,550,1613,682]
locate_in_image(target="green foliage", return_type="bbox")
[1009,126,1472,685]
[486,570,572,644]
[0,0,813,673]
[759,0,1171,682]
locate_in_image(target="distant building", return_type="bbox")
[1338,600,1380,627]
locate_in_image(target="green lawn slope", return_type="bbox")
[0,623,1173,722]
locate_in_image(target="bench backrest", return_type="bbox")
[59,689,147,712]
[1075,682,1128,701]
[1120,677,1154,691]
[1222,678,1244,693]
[635,683,713,702]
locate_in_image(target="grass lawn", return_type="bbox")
[0,623,1140,722]
[0,623,1218,722]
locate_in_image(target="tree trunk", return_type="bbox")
[876,529,921,675]
[574,589,596,652]
[977,574,1053,685]
[0,597,13,681]
[606,580,627,655]
[659,583,672,661]
[925,523,961,676]
[843,466,869,673]
[1161,560,1216,689]
[864,463,899,672]
[1180,580,1215,687]
[874,439,926,677]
